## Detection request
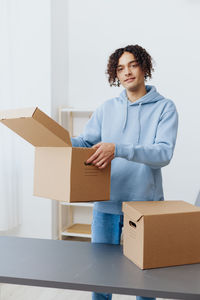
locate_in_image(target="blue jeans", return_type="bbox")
[91,209,155,300]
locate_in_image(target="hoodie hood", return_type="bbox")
[120,85,164,132]
[119,85,164,105]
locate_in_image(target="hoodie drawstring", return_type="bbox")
[122,99,128,132]
[123,101,142,145]
[137,103,142,144]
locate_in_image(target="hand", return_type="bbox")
[86,142,115,169]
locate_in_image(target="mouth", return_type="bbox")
[124,77,135,83]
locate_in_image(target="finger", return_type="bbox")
[97,155,114,169]
[92,142,102,149]
[86,148,101,164]
[98,162,107,169]
[96,152,114,164]
[92,153,107,165]
[94,157,107,167]
[98,159,110,169]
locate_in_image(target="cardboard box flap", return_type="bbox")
[0,107,72,147]
[122,202,143,222]
[122,200,200,218]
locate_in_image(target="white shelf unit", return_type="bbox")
[58,107,94,240]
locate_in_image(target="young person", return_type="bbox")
[71,45,178,300]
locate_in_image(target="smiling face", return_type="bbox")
[116,51,145,92]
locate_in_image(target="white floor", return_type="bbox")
[0,284,175,300]
[0,284,135,299]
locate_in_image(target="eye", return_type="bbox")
[117,68,123,72]
[131,63,139,68]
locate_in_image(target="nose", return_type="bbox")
[124,66,131,76]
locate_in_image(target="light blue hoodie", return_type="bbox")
[71,85,178,214]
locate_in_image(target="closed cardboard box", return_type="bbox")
[0,107,111,202]
[122,200,200,269]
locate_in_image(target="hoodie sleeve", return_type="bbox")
[115,107,178,169]
[71,106,102,148]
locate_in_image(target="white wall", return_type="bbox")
[51,0,69,238]
[11,0,52,238]
[6,0,69,239]
[51,0,69,121]
[1,0,70,239]
[1,0,52,238]
[68,0,200,204]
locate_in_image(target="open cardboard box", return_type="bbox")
[122,200,200,269]
[0,107,111,202]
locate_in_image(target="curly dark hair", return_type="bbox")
[106,45,154,87]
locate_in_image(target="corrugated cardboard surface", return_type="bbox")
[123,201,200,269]
[70,148,111,202]
[0,107,71,147]
[0,107,36,119]
[123,200,199,217]
[34,147,72,201]
[143,212,200,269]
[32,108,71,146]
[123,214,144,269]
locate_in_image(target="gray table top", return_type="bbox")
[0,236,200,299]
